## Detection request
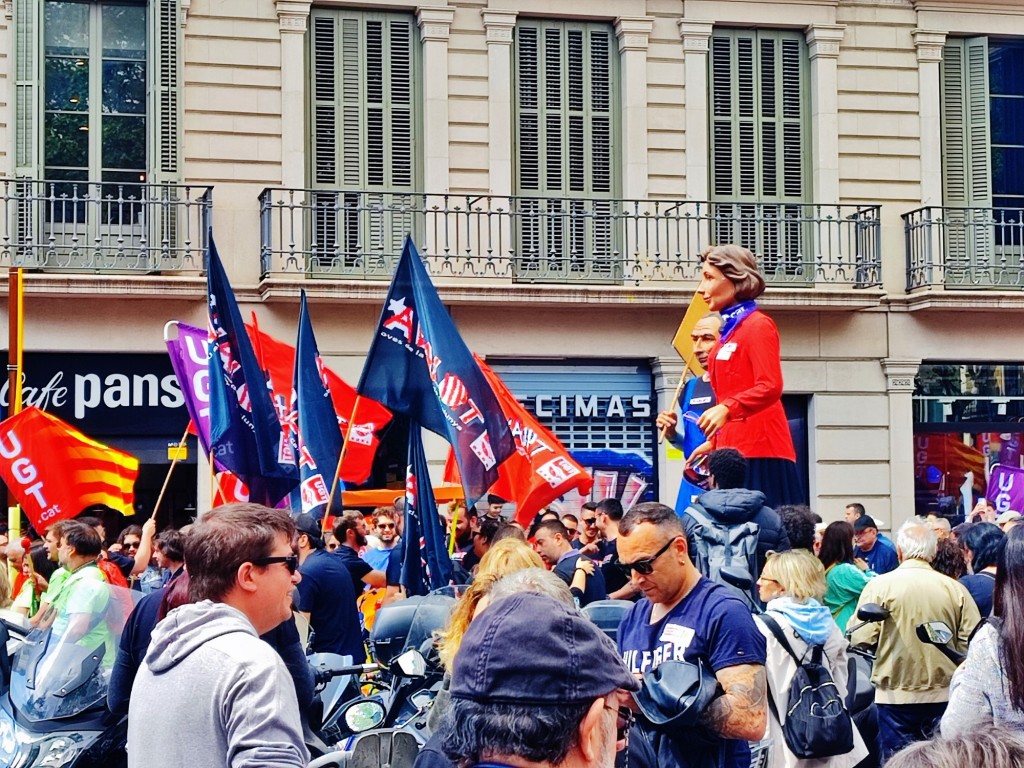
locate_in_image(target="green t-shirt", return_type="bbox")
[49,564,114,664]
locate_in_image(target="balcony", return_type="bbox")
[905,206,1024,291]
[259,189,882,298]
[0,179,212,275]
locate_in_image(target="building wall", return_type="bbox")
[4,0,1024,526]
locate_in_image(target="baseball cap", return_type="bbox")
[997,510,1022,525]
[450,592,639,706]
[294,513,325,547]
[852,515,878,532]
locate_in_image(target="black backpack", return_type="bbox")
[760,614,855,759]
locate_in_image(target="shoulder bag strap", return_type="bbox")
[760,613,801,664]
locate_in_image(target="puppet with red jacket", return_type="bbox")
[690,244,803,507]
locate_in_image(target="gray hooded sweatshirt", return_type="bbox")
[127,600,309,768]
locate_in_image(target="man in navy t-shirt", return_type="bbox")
[617,502,767,768]
[853,515,899,575]
[294,514,364,661]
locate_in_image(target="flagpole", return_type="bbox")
[151,425,190,521]
[324,395,361,537]
[658,350,698,445]
[448,503,460,556]
[7,268,23,587]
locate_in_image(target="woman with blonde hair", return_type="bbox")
[692,243,801,507]
[436,538,544,670]
[755,549,868,768]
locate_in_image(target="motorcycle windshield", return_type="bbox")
[402,591,457,656]
[10,576,140,722]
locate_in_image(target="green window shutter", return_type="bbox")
[152,0,181,182]
[941,37,992,208]
[13,0,42,177]
[710,29,808,204]
[513,20,617,199]
[310,9,417,192]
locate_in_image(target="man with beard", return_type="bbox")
[333,512,386,595]
[363,508,400,571]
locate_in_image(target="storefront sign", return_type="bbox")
[0,353,188,436]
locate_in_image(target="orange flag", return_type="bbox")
[445,356,592,526]
[0,407,139,532]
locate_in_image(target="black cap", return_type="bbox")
[487,494,507,506]
[450,592,639,706]
[294,513,325,548]
[853,515,877,532]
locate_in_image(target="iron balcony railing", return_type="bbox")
[0,179,213,273]
[904,206,1024,290]
[259,189,882,288]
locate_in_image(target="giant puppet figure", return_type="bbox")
[689,244,802,507]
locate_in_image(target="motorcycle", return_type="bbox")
[0,582,141,768]
[309,590,457,767]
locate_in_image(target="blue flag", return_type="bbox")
[401,423,454,596]
[207,235,298,506]
[294,290,344,520]
[357,237,514,506]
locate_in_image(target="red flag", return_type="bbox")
[246,321,392,484]
[0,407,139,532]
[445,356,592,526]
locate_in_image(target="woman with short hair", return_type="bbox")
[818,521,872,630]
[958,522,1005,617]
[755,549,868,767]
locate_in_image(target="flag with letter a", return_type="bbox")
[358,236,514,506]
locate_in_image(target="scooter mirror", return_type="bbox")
[343,700,387,733]
[916,621,954,647]
[856,603,890,623]
[393,649,427,678]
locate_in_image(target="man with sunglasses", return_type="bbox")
[617,502,767,768]
[574,501,605,555]
[127,503,308,768]
[363,508,400,572]
[293,513,363,661]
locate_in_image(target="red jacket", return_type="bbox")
[708,310,796,461]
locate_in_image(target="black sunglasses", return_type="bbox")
[619,537,678,576]
[582,517,598,526]
[251,554,299,575]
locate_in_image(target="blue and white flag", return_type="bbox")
[357,236,514,506]
[206,235,298,506]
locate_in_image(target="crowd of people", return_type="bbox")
[7,242,1024,768]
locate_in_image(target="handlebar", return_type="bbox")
[314,663,380,685]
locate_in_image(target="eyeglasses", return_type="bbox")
[582,518,598,526]
[251,554,299,575]
[124,542,140,550]
[377,523,396,530]
[603,701,635,742]
[619,537,679,576]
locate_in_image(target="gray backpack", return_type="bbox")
[684,503,760,606]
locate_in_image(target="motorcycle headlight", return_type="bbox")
[37,735,84,767]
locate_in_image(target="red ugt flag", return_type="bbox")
[0,407,139,532]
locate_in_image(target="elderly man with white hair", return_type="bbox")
[849,517,981,762]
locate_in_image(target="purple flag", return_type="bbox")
[986,464,1024,514]
[165,321,220,468]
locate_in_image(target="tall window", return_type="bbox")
[941,38,1024,283]
[43,1,146,198]
[309,9,418,275]
[15,0,179,184]
[513,20,619,282]
[709,29,809,274]
[13,0,181,267]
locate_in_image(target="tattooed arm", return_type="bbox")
[700,663,768,741]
